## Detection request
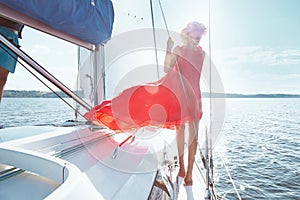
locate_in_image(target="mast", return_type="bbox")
[93,46,99,106]
[100,45,106,102]
[93,45,106,106]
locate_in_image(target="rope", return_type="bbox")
[157,1,219,199]
[158,0,170,36]
[149,0,160,80]
[158,0,205,156]
[157,0,205,139]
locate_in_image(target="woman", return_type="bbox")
[164,21,206,197]
[84,21,206,199]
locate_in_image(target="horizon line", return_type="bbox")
[3,89,300,97]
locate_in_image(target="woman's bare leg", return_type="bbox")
[184,120,199,185]
[176,124,185,178]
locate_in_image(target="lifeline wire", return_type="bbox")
[0,40,87,119]
[217,152,242,200]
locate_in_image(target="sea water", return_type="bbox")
[214,98,300,200]
[0,97,299,199]
[0,98,74,127]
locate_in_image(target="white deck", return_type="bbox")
[0,125,208,200]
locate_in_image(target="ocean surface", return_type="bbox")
[0,98,74,128]
[213,98,300,200]
[0,98,299,199]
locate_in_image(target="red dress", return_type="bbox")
[84,46,204,132]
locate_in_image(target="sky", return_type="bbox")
[4,0,300,95]
[211,0,300,94]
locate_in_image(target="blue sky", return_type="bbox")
[4,0,300,94]
[211,0,300,94]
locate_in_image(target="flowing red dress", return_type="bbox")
[84,46,204,132]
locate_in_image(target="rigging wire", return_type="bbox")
[156,0,217,198]
[208,0,214,194]
[0,43,87,119]
[208,2,241,199]
[157,1,233,199]
[158,0,170,37]
[157,0,208,157]
[217,152,242,200]
[157,0,210,153]
[149,0,160,80]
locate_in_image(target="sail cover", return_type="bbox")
[0,0,114,46]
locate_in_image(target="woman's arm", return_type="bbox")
[164,51,175,73]
[164,37,176,73]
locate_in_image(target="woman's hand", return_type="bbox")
[164,37,176,73]
[166,37,174,52]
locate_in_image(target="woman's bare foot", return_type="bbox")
[183,179,193,186]
[183,173,193,186]
[177,169,186,179]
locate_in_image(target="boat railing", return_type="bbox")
[0,33,91,111]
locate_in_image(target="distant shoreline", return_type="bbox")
[3,90,69,98]
[3,90,300,98]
